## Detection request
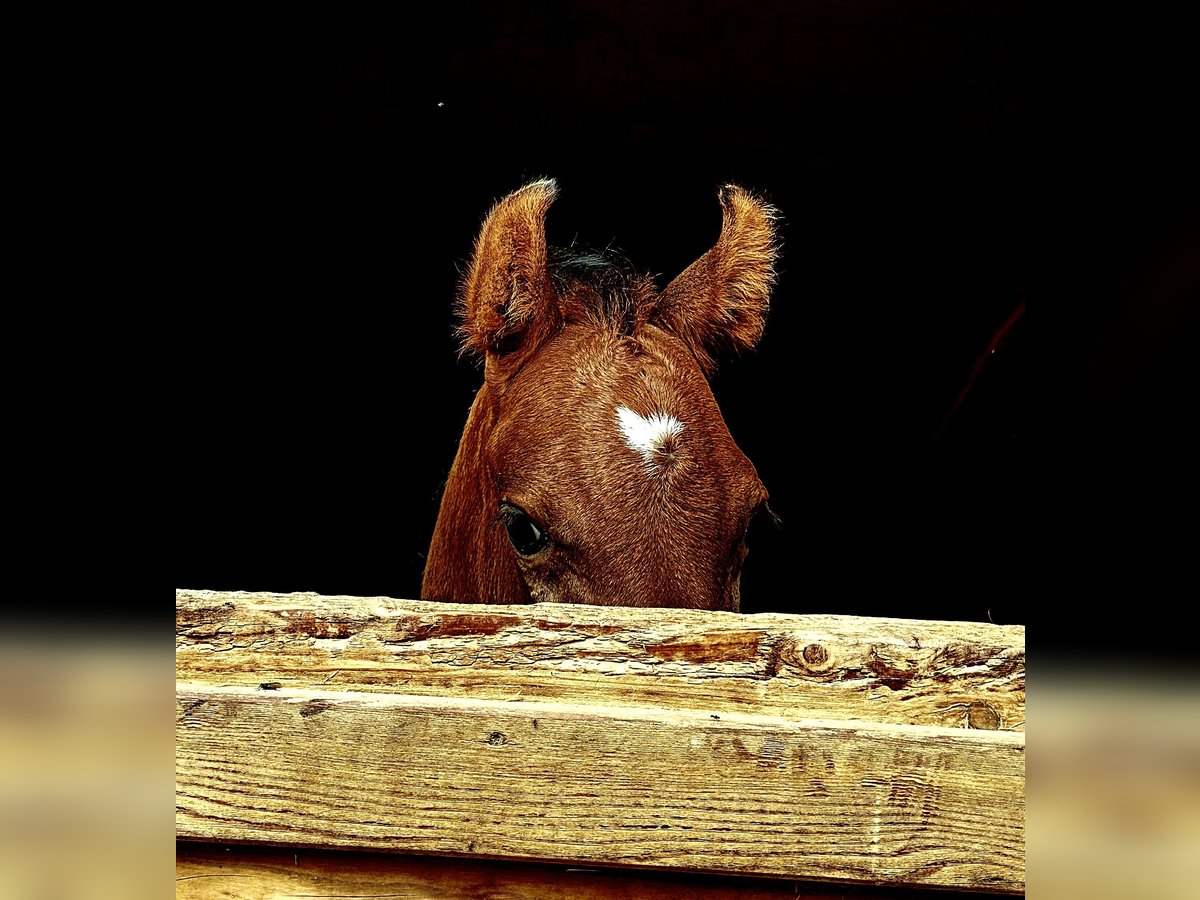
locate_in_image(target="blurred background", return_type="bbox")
[172,2,1039,623]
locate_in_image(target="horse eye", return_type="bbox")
[500,503,550,556]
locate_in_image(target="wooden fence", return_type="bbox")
[176,589,1025,896]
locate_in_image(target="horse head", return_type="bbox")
[423,179,779,610]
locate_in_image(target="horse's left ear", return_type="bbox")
[652,185,779,374]
[458,179,560,372]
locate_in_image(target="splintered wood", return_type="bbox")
[176,590,1025,731]
[176,590,1025,893]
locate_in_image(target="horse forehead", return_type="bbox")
[510,329,685,408]
[559,332,730,436]
[598,330,706,403]
[501,327,749,482]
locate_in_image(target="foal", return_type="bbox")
[422,180,778,610]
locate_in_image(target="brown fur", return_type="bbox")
[423,180,779,609]
[653,185,779,374]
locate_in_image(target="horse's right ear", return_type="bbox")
[458,179,560,370]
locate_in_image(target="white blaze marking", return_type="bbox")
[616,406,683,468]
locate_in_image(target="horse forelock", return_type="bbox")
[548,247,656,337]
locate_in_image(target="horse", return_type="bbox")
[422,179,779,610]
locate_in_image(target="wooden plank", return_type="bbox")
[176,684,1024,892]
[176,590,1024,731]
[176,842,990,899]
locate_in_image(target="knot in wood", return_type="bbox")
[776,637,835,674]
[967,702,1001,730]
[802,643,829,666]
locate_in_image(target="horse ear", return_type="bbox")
[458,179,560,366]
[652,185,779,374]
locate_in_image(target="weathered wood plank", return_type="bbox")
[176,843,990,899]
[176,590,1024,730]
[176,685,1024,892]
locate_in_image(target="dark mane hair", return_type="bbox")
[548,246,652,336]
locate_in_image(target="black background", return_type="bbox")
[174,2,1189,627]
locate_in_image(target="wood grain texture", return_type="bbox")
[176,684,1024,892]
[176,590,1024,731]
[176,843,992,899]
